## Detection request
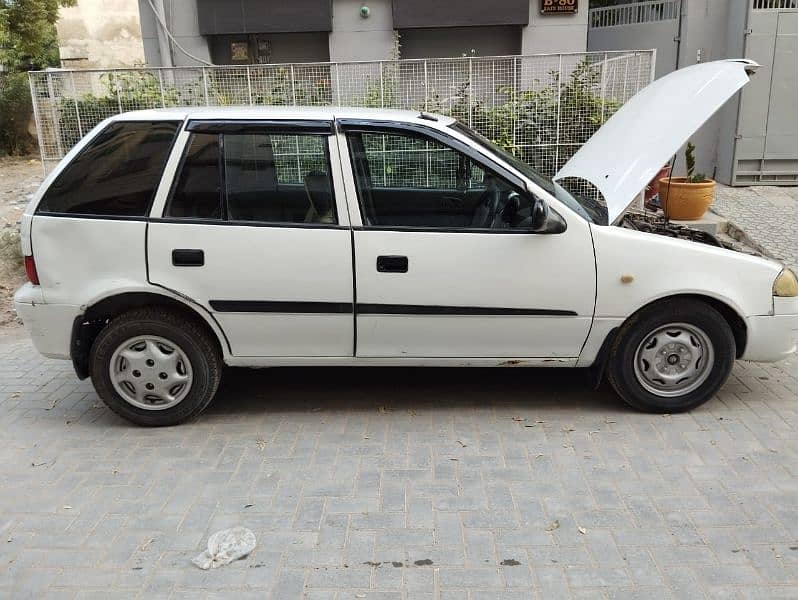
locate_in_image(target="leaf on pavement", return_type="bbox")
[545,520,560,532]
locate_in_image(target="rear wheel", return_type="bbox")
[90,307,221,426]
[607,299,736,413]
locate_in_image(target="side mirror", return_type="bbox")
[527,196,567,234]
[529,196,549,231]
[501,192,567,233]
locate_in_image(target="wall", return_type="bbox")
[522,2,588,54]
[57,0,145,68]
[399,26,522,59]
[715,0,749,184]
[677,0,733,178]
[137,0,589,67]
[138,0,212,67]
[330,0,396,62]
[588,20,677,79]
[209,33,330,64]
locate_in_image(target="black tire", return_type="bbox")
[90,307,222,426]
[607,298,736,413]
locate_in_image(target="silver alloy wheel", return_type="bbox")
[633,322,715,398]
[109,335,193,410]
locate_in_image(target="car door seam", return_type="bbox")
[576,222,600,364]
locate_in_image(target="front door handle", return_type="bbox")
[172,249,204,267]
[377,255,408,273]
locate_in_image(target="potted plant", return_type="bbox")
[658,142,715,220]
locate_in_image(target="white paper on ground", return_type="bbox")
[192,526,257,570]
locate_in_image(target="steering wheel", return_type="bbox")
[470,178,501,229]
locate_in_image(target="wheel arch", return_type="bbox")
[620,293,747,359]
[637,294,747,359]
[71,291,229,379]
[590,292,748,384]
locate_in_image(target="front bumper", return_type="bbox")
[13,283,80,360]
[742,297,798,362]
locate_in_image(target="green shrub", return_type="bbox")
[57,95,121,149]
[49,58,618,178]
[354,58,619,177]
[0,72,35,155]
[0,226,23,279]
[57,71,188,149]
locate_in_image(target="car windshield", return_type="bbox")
[449,121,608,225]
[554,184,609,225]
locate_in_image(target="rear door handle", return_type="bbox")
[377,255,408,273]
[172,249,204,267]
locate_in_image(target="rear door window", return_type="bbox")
[165,129,336,225]
[38,121,179,216]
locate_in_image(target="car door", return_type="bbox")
[339,122,596,360]
[147,119,354,357]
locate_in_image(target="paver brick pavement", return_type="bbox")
[712,185,798,273]
[0,336,797,598]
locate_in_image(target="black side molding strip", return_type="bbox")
[210,300,353,313]
[210,300,576,317]
[357,304,577,316]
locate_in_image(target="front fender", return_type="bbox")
[590,225,781,320]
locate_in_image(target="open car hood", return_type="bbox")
[554,59,758,224]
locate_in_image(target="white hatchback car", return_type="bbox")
[15,60,798,426]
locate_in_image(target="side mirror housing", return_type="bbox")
[529,196,567,234]
[501,191,567,234]
[529,196,548,231]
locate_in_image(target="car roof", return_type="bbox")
[113,105,456,127]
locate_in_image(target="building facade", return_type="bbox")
[136,0,588,68]
[56,0,146,68]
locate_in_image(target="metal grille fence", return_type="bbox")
[29,51,655,184]
[753,0,798,9]
[589,1,680,28]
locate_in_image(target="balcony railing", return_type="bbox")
[589,1,680,29]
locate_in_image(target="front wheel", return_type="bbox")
[607,299,736,413]
[90,307,222,426]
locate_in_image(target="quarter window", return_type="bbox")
[38,121,179,216]
[166,130,336,225]
[347,129,530,230]
[168,133,222,220]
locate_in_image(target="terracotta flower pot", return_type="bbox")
[645,166,672,202]
[658,177,715,220]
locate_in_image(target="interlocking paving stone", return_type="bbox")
[0,337,797,597]
[712,184,798,272]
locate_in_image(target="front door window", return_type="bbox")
[346,129,538,230]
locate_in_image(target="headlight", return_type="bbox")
[774,269,798,297]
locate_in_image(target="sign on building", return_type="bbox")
[541,0,578,14]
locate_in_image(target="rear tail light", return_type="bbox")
[24,255,39,285]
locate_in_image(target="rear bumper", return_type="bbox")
[13,284,79,360]
[742,297,798,362]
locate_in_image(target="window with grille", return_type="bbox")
[753,0,797,9]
